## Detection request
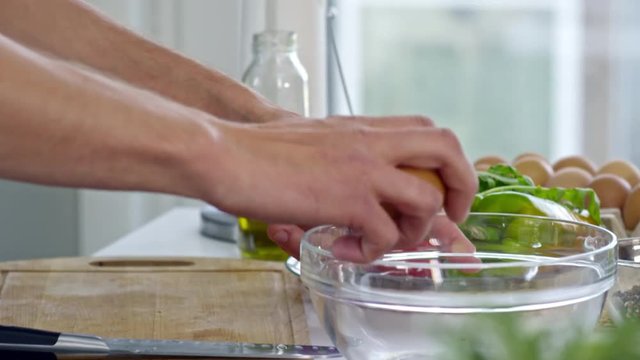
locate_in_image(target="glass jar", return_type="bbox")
[238,31,310,261]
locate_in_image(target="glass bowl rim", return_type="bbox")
[300,212,617,271]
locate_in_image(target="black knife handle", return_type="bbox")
[0,325,60,346]
[0,350,57,360]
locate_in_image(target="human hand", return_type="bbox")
[267,207,477,261]
[202,115,476,263]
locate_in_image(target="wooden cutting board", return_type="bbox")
[0,257,309,359]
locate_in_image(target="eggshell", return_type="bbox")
[545,167,593,188]
[588,174,631,210]
[513,152,546,163]
[597,159,640,187]
[623,184,640,230]
[474,163,491,172]
[474,155,507,169]
[552,155,597,175]
[513,157,553,185]
[399,167,445,195]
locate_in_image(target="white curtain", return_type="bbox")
[79,0,326,254]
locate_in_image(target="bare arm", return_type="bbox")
[0,35,476,263]
[0,32,222,196]
[0,0,286,124]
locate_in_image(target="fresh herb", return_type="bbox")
[613,285,640,320]
[477,164,534,193]
[441,316,640,360]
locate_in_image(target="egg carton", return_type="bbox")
[601,208,640,239]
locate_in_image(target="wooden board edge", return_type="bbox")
[0,257,286,272]
[284,271,311,345]
[0,271,7,297]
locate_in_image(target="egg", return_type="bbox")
[513,152,546,163]
[513,157,553,185]
[597,159,640,187]
[545,167,593,188]
[385,167,445,219]
[552,155,597,175]
[588,174,631,210]
[474,163,491,172]
[474,155,507,169]
[399,166,445,195]
[623,184,640,230]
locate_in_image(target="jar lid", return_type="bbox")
[253,30,298,52]
[200,205,238,243]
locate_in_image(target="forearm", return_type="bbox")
[0,0,283,123]
[0,33,222,198]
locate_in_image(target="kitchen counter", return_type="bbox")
[94,206,240,258]
[94,206,337,356]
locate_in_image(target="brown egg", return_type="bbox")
[474,155,507,169]
[623,184,640,230]
[474,163,491,172]
[597,159,640,187]
[545,167,593,188]
[553,155,597,175]
[513,152,546,163]
[399,167,445,195]
[513,157,553,185]
[588,174,631,210]
[385,167,445,218]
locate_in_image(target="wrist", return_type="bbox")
[177,117,241,206]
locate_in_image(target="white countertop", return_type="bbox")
[94,206,240,258]
[94,206,337,355]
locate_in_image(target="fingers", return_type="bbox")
[332,202,399,263]
[326,115,435,129]
[233,114,475,265]
[267,224,306,259]
[428,217,482,272]
[428,216,476,253]
[374,166,444,244]
[256,115,435,132]
[373,128,477,223]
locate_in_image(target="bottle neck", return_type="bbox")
[252,30,298,60]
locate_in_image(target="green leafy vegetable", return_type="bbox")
[441,316,640,360]
[477,164,535,193]
[472,165,601,225]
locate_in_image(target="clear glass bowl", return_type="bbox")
[606,237,640,323]
[300,213,617,360]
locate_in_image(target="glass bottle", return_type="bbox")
[238,30,310,261]
[242,30,310,115]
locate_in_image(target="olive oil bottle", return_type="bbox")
[238,30,309,260]
[237,218,289,261]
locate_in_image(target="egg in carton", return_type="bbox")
[601,181,640,239]
[601,208,629,239]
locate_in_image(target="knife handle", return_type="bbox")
[0,350,57,360]
[0,325,60,346]
[0,325,109,358]
[0,326,60,359]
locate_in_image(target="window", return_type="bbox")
[330,0,640,166]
